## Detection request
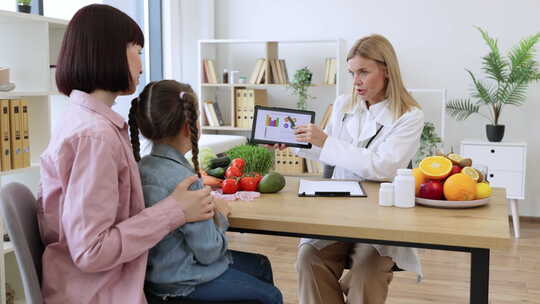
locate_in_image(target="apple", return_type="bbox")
[418,180,444,200]
[449,165,462,176]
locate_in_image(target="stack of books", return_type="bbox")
[249,58,289,84]
[235,88,268,128]
[0,99,30,171]
[202,100,225,127]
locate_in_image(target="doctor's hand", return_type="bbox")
[294,124,328,147]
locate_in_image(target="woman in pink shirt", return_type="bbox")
[37,4,215,303]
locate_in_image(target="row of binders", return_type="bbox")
[324,58,337,85]
[235,88,267,128]
[249,59,289,85]
[202,59,219,84]
[0,99,30,171]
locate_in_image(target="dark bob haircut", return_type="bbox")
[56,4,144,96]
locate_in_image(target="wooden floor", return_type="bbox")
[227,220,540,304]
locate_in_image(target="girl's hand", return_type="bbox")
[214,198,231,217]
[294,124,328,147]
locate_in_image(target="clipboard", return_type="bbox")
[298,179,367,197]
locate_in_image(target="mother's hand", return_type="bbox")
[294,124,328,147]
[170,176,215,222]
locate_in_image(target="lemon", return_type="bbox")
[476,182,492,199]
[462,166,480,182]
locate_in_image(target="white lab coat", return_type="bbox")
[295,94,424,280]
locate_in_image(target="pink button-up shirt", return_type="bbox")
[37,90,185,304]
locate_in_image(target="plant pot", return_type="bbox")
[17,4,31,13]
[486,124,505,142]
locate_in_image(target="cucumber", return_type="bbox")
[208,156,231,169]
[207,167,225,178]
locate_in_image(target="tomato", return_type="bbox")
[239,176,259,192]
[222,178,239,194]
[225,166,243,178]
[230,158,245,171]
[253,173,262,183]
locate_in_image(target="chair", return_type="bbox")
[0,182,43,304]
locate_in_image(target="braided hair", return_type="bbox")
[127,80,201,177]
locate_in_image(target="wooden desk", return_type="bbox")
[228,177,511,304]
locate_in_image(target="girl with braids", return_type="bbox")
[130,80,283,304]
[37,5,215,304]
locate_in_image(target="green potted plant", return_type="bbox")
[16,0,32,13]
[287,67,315,110]
[414,122,442,166]
[446,27,540,142]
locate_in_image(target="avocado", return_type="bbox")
[257,172,286,193]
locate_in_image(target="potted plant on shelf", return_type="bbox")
[287,67,315,110]
[16,0,32,13]
[446,27,540,142]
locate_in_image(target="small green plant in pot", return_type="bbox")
[16,0,32,13]
[287,67,315,110]
[446,27,540,142]
[225,143,274,175]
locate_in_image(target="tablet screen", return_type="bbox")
[250,106,315,148]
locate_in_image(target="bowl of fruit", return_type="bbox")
[413,153,492,208]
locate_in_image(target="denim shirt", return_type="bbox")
[139,143,231,297]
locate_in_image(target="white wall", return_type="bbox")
[204,0,540,216]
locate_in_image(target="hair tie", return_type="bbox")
[179,92,186,99]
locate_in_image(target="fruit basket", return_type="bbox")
[413,153,493,209]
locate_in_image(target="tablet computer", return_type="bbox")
[250,105,315,148]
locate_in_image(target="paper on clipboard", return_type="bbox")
[298,179,366,196]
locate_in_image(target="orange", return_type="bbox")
[419,156,453,180]
[443,173,477,201]
[412,167,427,196]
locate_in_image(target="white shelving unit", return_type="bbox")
[0,9,68,304]
[197,39,344,132]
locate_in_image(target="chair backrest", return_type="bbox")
[0,182,43,304]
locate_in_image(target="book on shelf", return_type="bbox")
[203,100,220,127]
[279,59,289,83]
[249,58,265,84]
[9,99,23,169]
[21,99,30,168]
[202,59,218,84]
[212,101,225,126]
[324,58,337,84]
[0,99,11,171]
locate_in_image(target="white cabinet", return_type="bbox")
[0,9,68,303]
[460,140,527,238]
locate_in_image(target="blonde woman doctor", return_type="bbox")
[277,34,424,304]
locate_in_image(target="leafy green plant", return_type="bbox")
[446,27,540,125]
[414,122,442,166]
[17,0,32,5]
[225,144,274,174]
[287,67,315,110]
